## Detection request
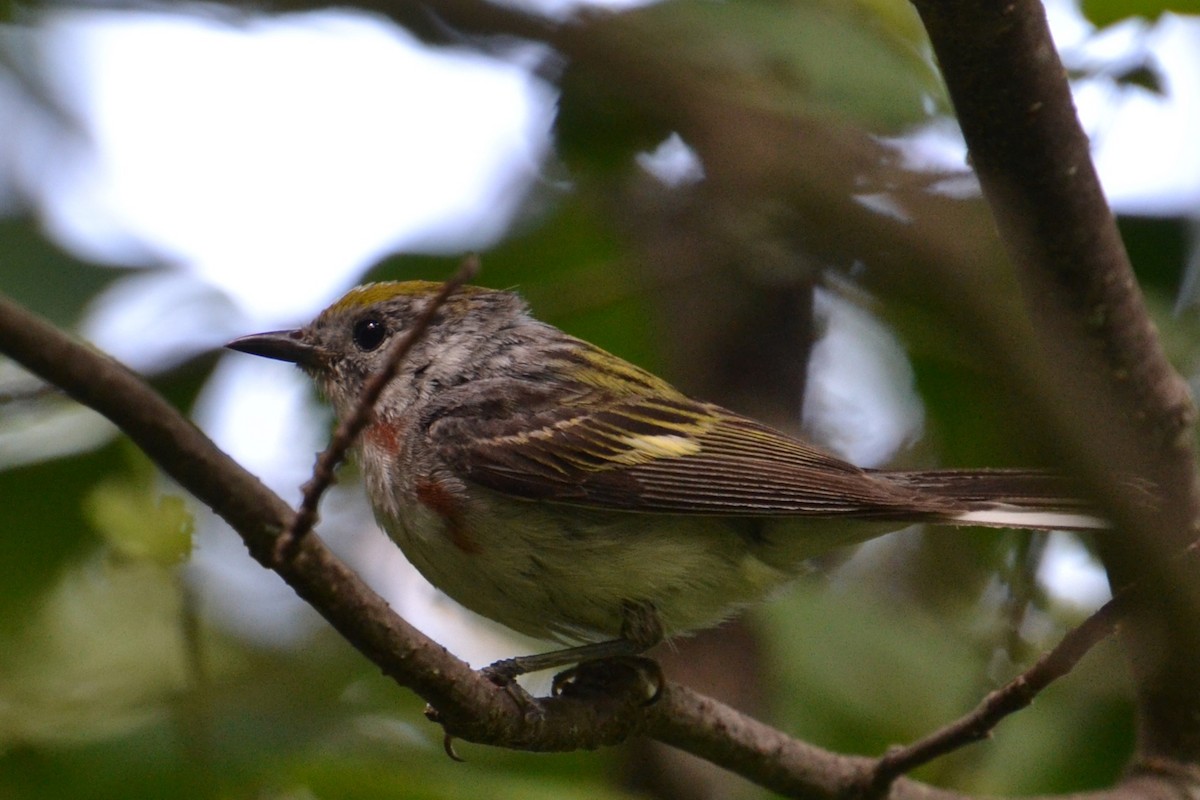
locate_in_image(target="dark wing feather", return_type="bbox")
[430,393,956,519]
[879,470,1089,509]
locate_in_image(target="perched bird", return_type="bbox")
[228,280,1102,681]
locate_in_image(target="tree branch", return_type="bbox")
[870,594,1124,793]
[0,290,1171,800]
[909,0,1200,765]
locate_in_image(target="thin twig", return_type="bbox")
[867,594,1124,795]
[276,255,481,563]
[869,515,1200,787]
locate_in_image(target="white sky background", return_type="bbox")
[32,9,558,329]
[1,0,1196,648]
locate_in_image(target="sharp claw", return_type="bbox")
[443,733,466,762]
[640,657,665,705]
[425,705,467,762]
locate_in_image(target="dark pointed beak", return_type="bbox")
[226,330,323,368]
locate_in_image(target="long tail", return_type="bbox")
[878,469,1108,531]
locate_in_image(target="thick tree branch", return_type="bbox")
[910,0,1200,765]
[911,0,1199,544]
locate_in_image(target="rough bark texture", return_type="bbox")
[910,0,1200,766]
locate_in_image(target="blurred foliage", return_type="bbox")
[74,444,193,566]
[1082,0,1200,26]
[759,580,1133,794]
[0,438,114,622]
[0,0,1193,797]
[556,0,942,173]
[370,194,664,375]
[0,219,134,327]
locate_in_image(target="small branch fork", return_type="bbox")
[275,255,480,562]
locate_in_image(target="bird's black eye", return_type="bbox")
[352,317,387,352]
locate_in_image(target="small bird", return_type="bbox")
[228,280,1102,682]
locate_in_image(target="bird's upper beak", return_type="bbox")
[226,330,323,368]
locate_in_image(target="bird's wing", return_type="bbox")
[429,392,951,519]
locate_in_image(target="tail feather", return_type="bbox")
[878,469,1107,531]
[950,508,1108,531]
[880,468,1087,507]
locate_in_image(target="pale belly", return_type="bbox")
[377,485,895,643]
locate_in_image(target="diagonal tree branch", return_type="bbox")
[911,0,1200,546]
[0,289,1169,800]
[0,290,860,793]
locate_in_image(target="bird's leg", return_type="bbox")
[482,600,663,686]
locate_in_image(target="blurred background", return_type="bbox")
[1,0,1198,797]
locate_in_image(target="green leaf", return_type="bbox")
[0,441,119,622]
